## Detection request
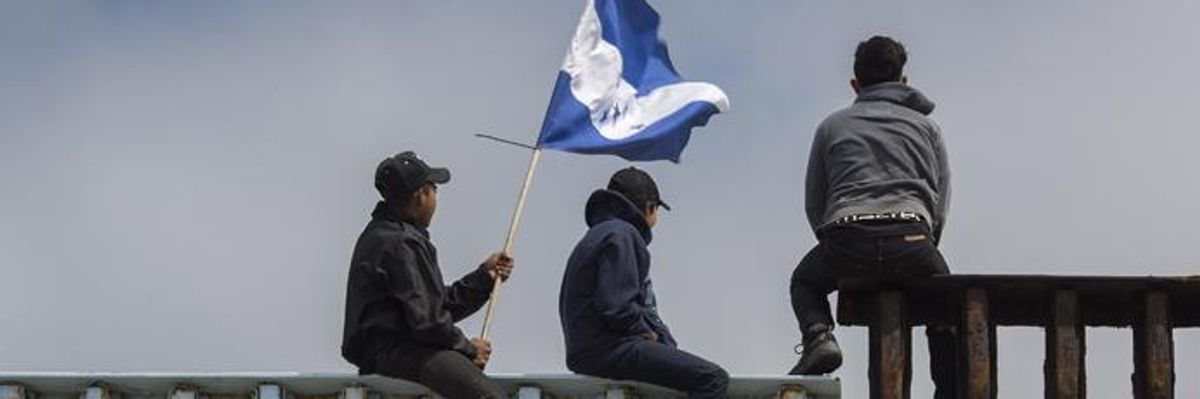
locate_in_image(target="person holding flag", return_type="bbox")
[341,151,514,399]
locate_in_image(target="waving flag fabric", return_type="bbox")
[535,0,730,162]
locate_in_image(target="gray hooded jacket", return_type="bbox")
[805,82,951,241]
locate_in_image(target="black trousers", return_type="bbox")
[790,220,958,399]
[364,340,506,399]
[570,338,729,399]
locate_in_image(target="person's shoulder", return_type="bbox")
[814,105,858,138]
[818,105,856,126]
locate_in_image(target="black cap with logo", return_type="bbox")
[374,151,451,201]
[607,166,670,211]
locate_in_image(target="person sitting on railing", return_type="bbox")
[340,151,514,399]
[789,36,957,398]
[558,167,729,399]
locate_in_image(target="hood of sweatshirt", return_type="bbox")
[855,82,936,115]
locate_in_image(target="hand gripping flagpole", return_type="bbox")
[475,134,541,341]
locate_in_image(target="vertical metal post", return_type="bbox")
[963,288,997,399]
[1133,291,1174,399]
[516,386,542,399]
[605,386,630,399]
[777,385,809,399]
[83,386,110,399]
[1045,290,1086,399]
[169,387,197,399]
[256,385,283,399]
[339,387,365,399]
[870,290,911,399]
[1,385,28,399]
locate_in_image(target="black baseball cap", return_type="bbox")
[374,151,451,201]
[607,166,670,211]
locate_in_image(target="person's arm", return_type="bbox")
[379,242,478,359]
[593,233,654,336]
[931,124,951,245]
[805,126,829,233]
[443,253,512,322]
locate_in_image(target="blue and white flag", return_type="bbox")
[535,0,729,163]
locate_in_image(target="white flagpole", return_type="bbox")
[479,147,542,340]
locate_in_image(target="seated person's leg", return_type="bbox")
[790,244,840,334]
[418,350,507,399]
[369,342,505,399]
[927,326,958,399]
[789,244,844,375]
[578,340,728,399]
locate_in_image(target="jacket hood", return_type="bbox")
[855,82,936,115]
[585,189,653,243]
[370,201,429,238]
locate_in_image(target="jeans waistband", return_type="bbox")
[829,211,924,225]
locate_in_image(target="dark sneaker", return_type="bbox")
[788,331,843,375]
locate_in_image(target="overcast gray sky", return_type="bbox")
[3,1,1200,397]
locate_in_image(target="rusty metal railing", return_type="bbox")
[838,275,1200,399]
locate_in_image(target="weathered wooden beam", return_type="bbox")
[1133,291,1174,399]
[963,288,996,399]
[869,290,911,399]
[1045,290,1086,399]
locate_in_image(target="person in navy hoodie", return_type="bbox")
[559,167,728,398]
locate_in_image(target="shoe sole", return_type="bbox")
[804,351,843,375]
[789,347,843,375]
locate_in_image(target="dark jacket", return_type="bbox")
[341,201,494,369]
[559,189,676,367]
[805,82,951,241]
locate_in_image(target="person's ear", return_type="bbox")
[850,78,862,94]
[409,187,426,205]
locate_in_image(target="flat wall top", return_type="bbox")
[0,373,840,399]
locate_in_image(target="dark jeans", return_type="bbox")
[789,220,957,399]
[363,340,506,399]
[570,338,729,399]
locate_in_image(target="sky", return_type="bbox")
[3,1,1200,397]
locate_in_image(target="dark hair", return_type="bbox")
[854,36,907,88]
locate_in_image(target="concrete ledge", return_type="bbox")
[0,373,839,399]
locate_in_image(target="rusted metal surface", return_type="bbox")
[869,290,910,399]
[962,288,995,399]
[838,275,1197,398]
[1044,291,1085,399]
[839,275,1200,327]
[1133,291,1174,399]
